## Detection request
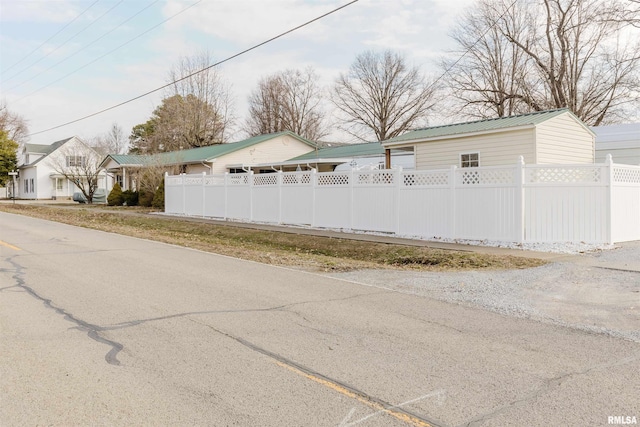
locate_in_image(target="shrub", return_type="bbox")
[152,179,165,210]
[107,183,124,206]
[122,190,139,206]
[138,189,155,207]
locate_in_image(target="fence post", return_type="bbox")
[311,169,317,227]
[181,173,186,215]
[515,156,525,244]
[278,170,283,224]
[449,165,457,238]
[349,168,355,230]
[224,172,229,220]
[395,166,402,235]
[606,154,614,245]
[164,172,168,213]
[201,171,206,218]
[249,170,254,222]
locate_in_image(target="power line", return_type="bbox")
[1,0,101,76]
[15,0,205,103]
[3,0,125,85]
[28,0,360,137]
[6,0,160,92]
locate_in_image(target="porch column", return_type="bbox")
[385,148,391,169]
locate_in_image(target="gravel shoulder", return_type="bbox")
[325,241,640,343]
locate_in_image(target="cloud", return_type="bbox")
[161,0,339,45]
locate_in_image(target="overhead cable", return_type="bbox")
[1,0,101,75]
[28,0,360,137]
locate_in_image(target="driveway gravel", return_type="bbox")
[325,241,640,343]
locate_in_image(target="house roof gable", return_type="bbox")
[21,137,76,167]
[101,131,317,168]
[381,109,586,146]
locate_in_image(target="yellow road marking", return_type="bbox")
[275,361,434,427]
[0,240,21,251]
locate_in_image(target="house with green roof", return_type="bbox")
[229,141,414,173]
[18,136,105,200]
[99,131,316,191]
[381,108,595,169]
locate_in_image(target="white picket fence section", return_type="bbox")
[165,156,640,244]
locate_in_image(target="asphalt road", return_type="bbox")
[1,211,638,426]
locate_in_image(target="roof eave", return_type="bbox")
[381,124,538,147]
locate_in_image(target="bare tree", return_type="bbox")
[90,122,128,157]
[445,0,640,125]
[245,68,328,141]
[0,101,29,147]
[331,50,438,141]
[47,141,102,203]
[443,0,532,119]
[165,51,235,147]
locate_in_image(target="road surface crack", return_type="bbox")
[2,255,123,366]
[460,349,640,427]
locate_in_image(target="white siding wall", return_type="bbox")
[596,148,640,165]
[535,113,594,164]
[413,128,536,170]
[18,168,38,199]
[211,134,315,174]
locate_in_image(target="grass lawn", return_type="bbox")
[0,203,546,272]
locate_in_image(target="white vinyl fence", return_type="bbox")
[165,156,640,244]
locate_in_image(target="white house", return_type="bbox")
[381,109,595,169]
[99,131,317,191]
[593,123,640,165]
[17,136,105,200]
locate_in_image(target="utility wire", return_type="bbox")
[28,0,360,137]
[16,0,205,104]
[1,0,101,75]
[15,0,203,102]
[6,0,160,92]
[3,0,125,85]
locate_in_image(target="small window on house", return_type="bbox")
[56,179,63,190]
[24,180,29,193]
[116,175,123,187]
[29,178,34,193]
[179,164,187,174]
[66,155,86,167]
[460,153,480,168]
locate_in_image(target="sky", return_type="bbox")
[0,0,476,147]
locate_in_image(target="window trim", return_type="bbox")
[460,152,480,168]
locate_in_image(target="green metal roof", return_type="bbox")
[383,109,574,145]
[103,131,316,167]
[289,142,384,161]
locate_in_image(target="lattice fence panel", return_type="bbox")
[228,174,249,185]
[282,173,312,185]
[460,168,515,185]
[527,167,601,184]
[253,174,278,186]
[402,171,449,187]
[167,176,183,185]
[204,175,225,185]
[355,171,395,185]
[613,167,640,184]
[184,176,203,185]
[317,173,349,186]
